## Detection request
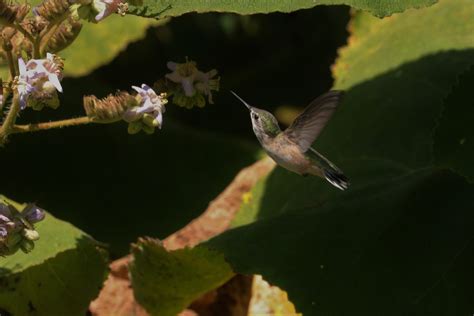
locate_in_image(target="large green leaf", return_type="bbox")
[208,168,474,315]
[129,0,437,19]
[131,0,474,315]
[130,238,234,316]
[434,66,474,182]
[0,196,108,316]
[61,15,159,77]
[0,15,158,80]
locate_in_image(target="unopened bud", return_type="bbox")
[142,124,155,135]
[84,91,137,122]
[13,4,30,22]
[33,0,70,23]
[0,0,17,25]
[22,228,40,241]
[142,113,160,127]
[5,232,21,249]
[127,121,142,134]
[20,239,35,253]
[45,19,82,53]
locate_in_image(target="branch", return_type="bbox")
[0,94,20,143]
[10,116,94,134]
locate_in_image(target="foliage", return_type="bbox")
[0,196,108,316]
[130,238,234,315]
[129,0,437,19]
[61,15,160,77]
[130,0,474,315]
[2,0,473,315]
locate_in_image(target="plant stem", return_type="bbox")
[0,94,20,143]
[39,14,69,56]
[6,49,16,78]
[39,22,60,56]
[11,116,94,134]
[14,23,35,45]
[13,23,41,58]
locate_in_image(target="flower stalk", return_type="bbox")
[11,116,94,134]
[0,94,20,143]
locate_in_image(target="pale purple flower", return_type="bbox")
[166,61,197,97]
[94,0,122,21]
[0,203,15,238]
[22,204,46,224]
[166,60,219,103]
[123,84,167,128]
[1,201,45,256]
[17,53,63,109]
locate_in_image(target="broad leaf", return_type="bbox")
[0,15,158,79]
[129,0,437,19]
[208,168,474,315]
[130,0,474,315]
[130,238,233,316]
[0,196,108,316]
[61,15,160,77]
[434,66,474,182]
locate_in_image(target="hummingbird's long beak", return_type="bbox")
[230,90,251,110]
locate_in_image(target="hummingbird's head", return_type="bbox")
[230,91,281,139]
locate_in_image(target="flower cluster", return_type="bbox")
[82,84,167,134]
[123,84,167,134]
[0,202,45,256]
[164,59,220,109]
[16,53,64,110]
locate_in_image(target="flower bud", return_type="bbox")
[33,0,70,23]
[0,201,45,256]
[0,0,17,25]
[5,231,21,248]
[142,124,154,135]
[45,19,82,53]
[20,239,35,253]
[22,203,46,223]
[84,91,137,122]
[127,121,142,134]
[22,228,40,241]
[142,113,160,127]
[13,4,30,22]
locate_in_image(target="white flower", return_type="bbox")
[165,60,219,104]
[93,0,122,21]
[17,53,63,109]
[122,84,167,128]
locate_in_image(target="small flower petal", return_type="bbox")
[48,73,63,93]
[22,204,46,224]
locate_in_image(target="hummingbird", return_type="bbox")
[231,90,349,190]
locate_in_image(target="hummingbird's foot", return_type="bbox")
[302,173,309,177]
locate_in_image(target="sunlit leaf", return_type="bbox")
[0,196,108,316]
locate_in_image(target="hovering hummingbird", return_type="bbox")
[231,90,349,190]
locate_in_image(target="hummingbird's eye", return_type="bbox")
[252,113,259,120]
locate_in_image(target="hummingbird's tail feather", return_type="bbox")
[306,147,350,190]
[323,168,350,190]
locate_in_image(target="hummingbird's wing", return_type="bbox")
[284,90,344,152]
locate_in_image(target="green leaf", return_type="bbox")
[324,0,474,169]
[129,0,437,19]
[208,167,474,315]
[61,15,160,77]
[0,15,158,79]
[434,66,474,182]
[130,238,234,316]
[128,0,474,315]
[0,196,108,316]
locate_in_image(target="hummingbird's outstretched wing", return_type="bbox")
[284,90,344,152]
